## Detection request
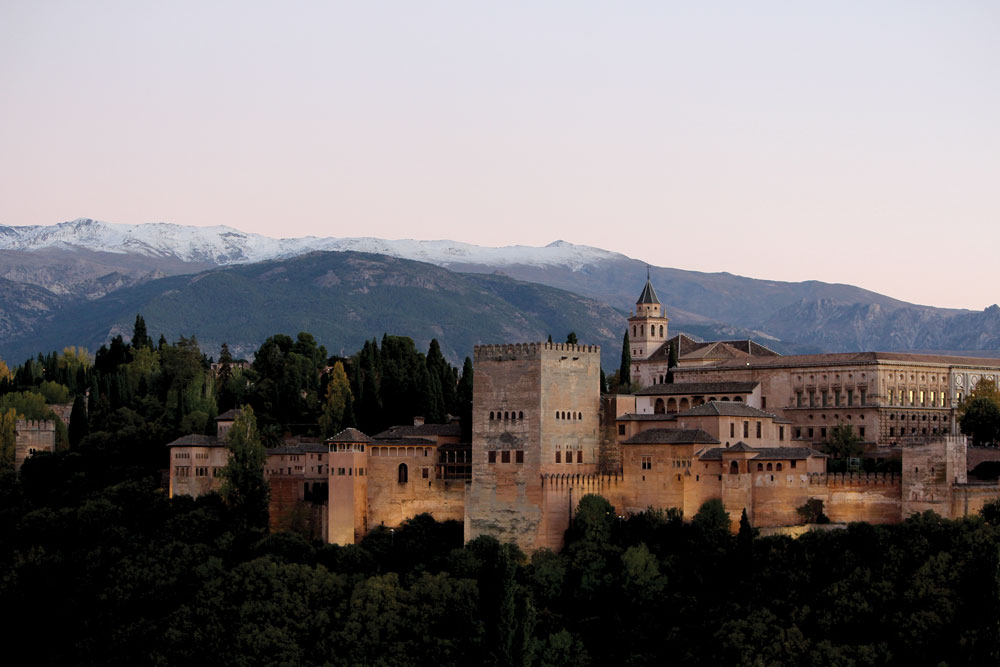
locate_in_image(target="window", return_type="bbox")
[422,467,429,479]
[808,428,814,438]
[796,391,803,407]
[516,450,524,463]
[859,426,866,438]
[730,423,735,438]
[577,450,583,463]
[776,463,783,471]
[834,391,840,407]
[338,467,346,476]
[820,427,827,438]
[488,451,496,463]
[809,391,816,407]
[743,421,749,438]
[779,426,784,441]
[490,411,494,420]
[790,460,797,469]
[888,388,894,404]
[641,456,652,470]
[501,450,510,463]
[889,427,895,436]
[729,461,739,475]
[794,427,801,438]
[859,388,866,404]
[519,411,524,419]
[822,391,829,407]
[566,453,572,464]
[756,422,762,438]
[398,463,408,484]
[766,462,773,471]
[919,390,925,406]
[762,396,767,409]
[847,389,854,405]
[555,451,561,463]
[618,424,626,435]
[757,463,763,471]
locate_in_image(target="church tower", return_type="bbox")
[627,271,669,364]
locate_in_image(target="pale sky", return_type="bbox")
[1,2,997,310]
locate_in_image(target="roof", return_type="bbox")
[329,427,371,443]
[636,278,660,305]
[622,428,720,445]
[166,434,223,448]
[677,402,778,419]
[373,423,462,439]
[648,334,780,362]
[635,381,759,396]
[677,350,1000,371]
[698,445,827,461]
[617,413,678,422]
[370,437,438,446]
[216,408,243,421]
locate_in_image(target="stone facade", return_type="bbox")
[14,419,55,471]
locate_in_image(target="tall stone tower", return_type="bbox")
[627,272,669,383]
[327,428,371,546]
[465,341,601,551]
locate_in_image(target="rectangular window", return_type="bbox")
[555,451,561,463]
[820,427,827,438]
[795,428,801,438]
[834,391,841,407]
[888,388,894,404]
[641,456,652,470]
[756,422,762,438]
[577,450,583,463]
[338,468,346,476]
[779,426,784,441]
[790,460,797,469]
[516,450,524,463]
[761,396,767,409]
[730,423,735,438]
[796,391,803,407]
[488,451,496,464]
[743,421,749,438]
[919,390,925,406]
[501,450,510,463]
[847,389,854,405]
[809,391,816,407]
[808,428,814,438]
[860,388,866,405]
[618,424,626,435]
[889,427,895,436]
[908,389,914,405]
[566,453,572,464]
[930,390,935,405]
[422,468,429,479]
[859,426,866,438]
[941,393,946,407]
[822,391,829,407]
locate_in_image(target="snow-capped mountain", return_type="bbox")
[0,218,621,271]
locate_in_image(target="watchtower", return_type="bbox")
[627,271,669,364]
[327,428,371,545]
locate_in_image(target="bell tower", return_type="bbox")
[627,269,669,363]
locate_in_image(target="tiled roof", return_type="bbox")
[648,334,780,362]
[373,423,462,439]
[678,351,1000,371]
[636,279,660,305]
[370,437,438,446]
[635,381,759,396]
[698,445,826,461]
[166,434,223,448]
[216,408,243,421]
[677,402,778,419]
[622,428,720,445]
[329,427,371,443]
[617,413,678,421]
[727,441,756,452]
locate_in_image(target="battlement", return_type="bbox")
[541,472,624,488]
[16,419,55,432]
[808,472,900,487]
[474,342,600,361]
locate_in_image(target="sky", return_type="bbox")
[1,1,997,310]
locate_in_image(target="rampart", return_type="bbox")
[540,472,628,550]
[14,419,56,471]
[474,342,600,362]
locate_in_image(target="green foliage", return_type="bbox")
[796,497,830,524]
[68,394,89,449]
[565,332,578,345]
[219,405,270,536]
[693,498,731,534]
[619,331,631,386]
[318,361,353,437]
[960,397,1000,446]
[825,423,864,460]
[36,380,71,404]
[981,499,1000,526]
[0,407,16,470]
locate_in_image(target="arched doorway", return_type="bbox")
[729,461,739,475]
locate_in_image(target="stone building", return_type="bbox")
[14,419,56,471]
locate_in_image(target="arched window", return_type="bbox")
[757,463,763,471]
[667,398,677,413]
[733,397,743,402]
[489,412,494,420]
[562,411,566,420]
[654,398,665,414]
[519,411,524,420]
[766,462,773,471]
[632,325,636,337]
[504,411,509,420]
[776,463,783,471]
[640,325,644,336]
[729,461,739,475]
[679,398,690,411]
[659,325,664,337]
[398,463,408,484]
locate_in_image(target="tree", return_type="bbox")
[565,332,578,345]
[961,397,1000,446]
[457,357,474,443]
[0,407,16,470]
[219,405,270,535]
[0,357,12,383]
[796,497,830,524]
[599,369,607,395]
[825,423,864,460]
[319,361,353,437]
[618,331,631,387]
[692,498,731,534]
[68,394,89,449]
[131,314,151,350]
[737,507,756,553]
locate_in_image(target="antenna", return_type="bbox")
[646,264,650,281]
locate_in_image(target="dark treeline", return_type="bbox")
[4,460,1000,666]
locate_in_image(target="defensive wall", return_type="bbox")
[14,419,56,471]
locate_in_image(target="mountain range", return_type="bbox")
[0,218,997,365]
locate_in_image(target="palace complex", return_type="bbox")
[165,277,1000,552]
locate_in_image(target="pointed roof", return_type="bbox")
[328,427,370,443]
[636,278,660,305]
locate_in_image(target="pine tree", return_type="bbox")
[566,332,578,345]
[619,331,631,387]
[132,314,151,350]
[319,361,353,437]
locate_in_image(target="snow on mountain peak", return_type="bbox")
[0,219,623,272]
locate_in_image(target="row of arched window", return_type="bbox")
[632,324,665,338]
[489,411,524,421]
[555,411,583,420]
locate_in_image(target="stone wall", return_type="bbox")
[14,419,55,470]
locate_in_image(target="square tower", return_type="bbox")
[465,341,601,550]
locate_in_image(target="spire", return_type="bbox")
[636,273,660,305]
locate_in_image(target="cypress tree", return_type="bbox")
[457,357,474,443]
[68,393,89,449]
[132,314,150,350]
[619,331,632,387]
[600,368,608,394]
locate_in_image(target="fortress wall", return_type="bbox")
[750,473,816,526]
[820,473,903,524]
[366,453,466,529]
[950,484,1000,518]
[540,473,628,551]
[966,447,1000,472]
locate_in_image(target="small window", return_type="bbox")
[556,451,561,463]
[422,467,429,479]
[730,423,735,438]
[743,421,749,438]
[501,450,510,463]
[779,426,784,441]
[766,462,773,471]
[618,424,626,435]
[790,460,796,469]
[756,422,762,438]
[641,456,652,470]
[516,450,524,463]
[398,463,408,483]
[519,411,524,420]
[577,450,583,463]
[757,463,763,471]
[489,412,494,420]
[488,451,496,463]
[776,463,783,471]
